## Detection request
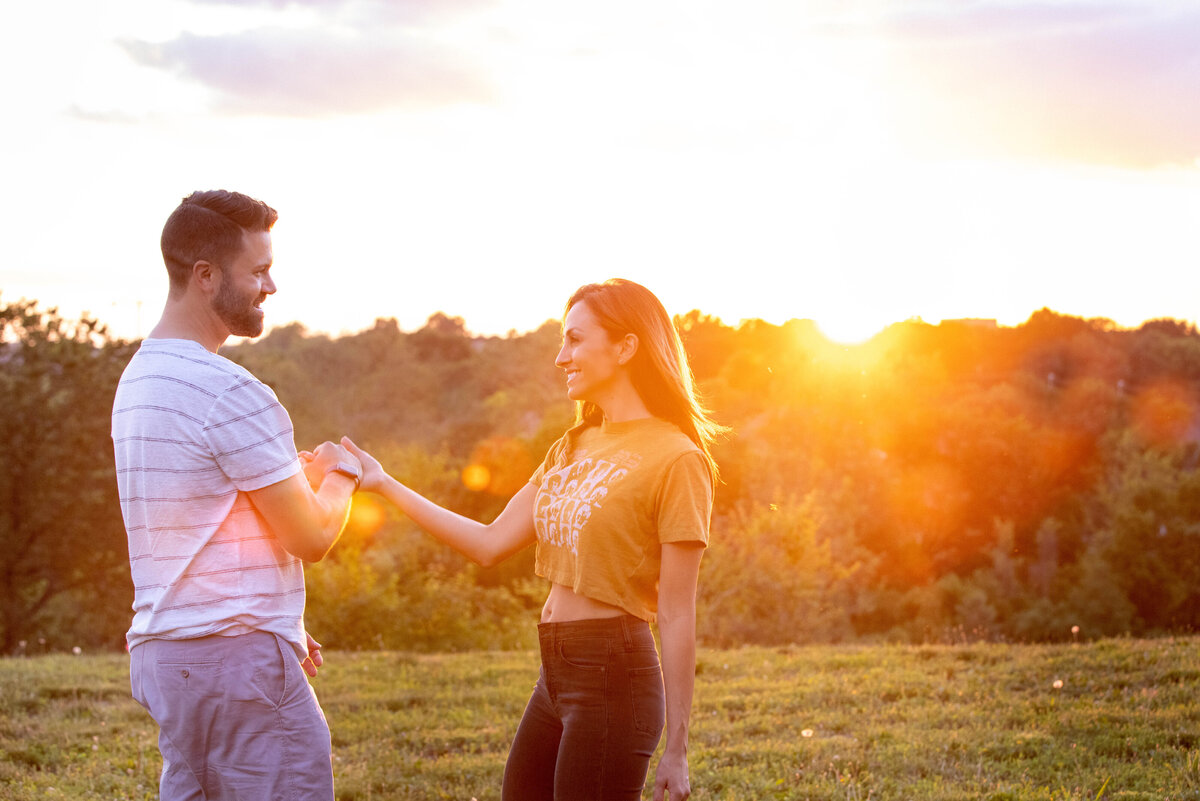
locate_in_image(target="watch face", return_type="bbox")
[329,462,360,482]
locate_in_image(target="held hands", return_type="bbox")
[298,441,361,492]
[340,436,385,494]
[300,437,380,493]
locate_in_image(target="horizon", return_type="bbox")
[9,291,1192,348]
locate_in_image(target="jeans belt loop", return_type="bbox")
[621,615,634,651]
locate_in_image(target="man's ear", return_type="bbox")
[618,333,639,365]
[192,261,219,294]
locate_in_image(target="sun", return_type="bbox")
[814,316,886,345]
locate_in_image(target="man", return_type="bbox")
[112,190,360,800]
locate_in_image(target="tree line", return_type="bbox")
[4,296,1200,653]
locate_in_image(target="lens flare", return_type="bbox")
[462,463,491,492]
[462,437,534,495]
[1130,379,1196,447]
[347,495,387,537]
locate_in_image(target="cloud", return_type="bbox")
[65,105,140,125]
[857,2,1200,167]
[119,27,494,116]
[179,0,493,25]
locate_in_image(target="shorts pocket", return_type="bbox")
[250,634,291,708]
[628,664,665,737]
[157,659,225,699]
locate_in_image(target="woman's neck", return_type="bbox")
[595,385,652,423]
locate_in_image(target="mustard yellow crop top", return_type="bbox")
[529,416,713,622]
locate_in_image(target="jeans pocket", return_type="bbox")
[558,636,610,670]
[628,664,665,738]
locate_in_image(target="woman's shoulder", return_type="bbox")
[605,418,700,462]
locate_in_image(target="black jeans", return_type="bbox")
[502,615,666,801]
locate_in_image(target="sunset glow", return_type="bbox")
[2,1,1199,342]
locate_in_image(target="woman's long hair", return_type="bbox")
[565,278,728,483]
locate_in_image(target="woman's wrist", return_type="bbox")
[663,742,689,758]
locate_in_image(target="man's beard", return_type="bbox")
[212,275,264,338]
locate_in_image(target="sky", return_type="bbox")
[2,0,1199,344]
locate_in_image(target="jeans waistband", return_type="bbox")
[537,614,652,652]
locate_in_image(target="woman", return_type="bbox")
[343,278,725,801]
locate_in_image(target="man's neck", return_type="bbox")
[148,302,228,353]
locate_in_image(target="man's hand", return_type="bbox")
[298,450,322,490]
[299,441,360,491]
[301,632,324,678]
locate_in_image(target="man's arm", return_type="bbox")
[247,441,359,562]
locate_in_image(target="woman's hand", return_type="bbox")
[653,751,690,800]
[341,436,385,494]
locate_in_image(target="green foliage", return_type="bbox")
[12,294,1200,652]
[304,535,539,653]
[226,315,570,459]
[1083,432,1200,633]
[0,297,136,654]
[699,495,869,646]
[4,638,1200,799]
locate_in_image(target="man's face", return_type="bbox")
[211,230,275,338]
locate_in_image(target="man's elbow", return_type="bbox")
[297,543,332,563]
[281,528,336,563]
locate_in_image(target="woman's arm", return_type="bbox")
[653,540,705,801]
[342,436,537,567]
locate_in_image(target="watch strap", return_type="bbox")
[325,461,361,491]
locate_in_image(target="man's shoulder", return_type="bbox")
[124,339,259,389]
[115,340,281,428]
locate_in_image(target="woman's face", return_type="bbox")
[555,301,626,404]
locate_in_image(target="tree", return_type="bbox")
[0,298,136,652]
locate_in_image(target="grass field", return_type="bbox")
[2,637,1199,800]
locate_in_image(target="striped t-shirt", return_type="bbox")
[111,338,307,658]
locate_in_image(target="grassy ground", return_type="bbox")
[2,637,1199,800]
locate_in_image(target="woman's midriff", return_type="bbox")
[540,583,627,623]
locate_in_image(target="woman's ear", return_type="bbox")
[618,333,639,365]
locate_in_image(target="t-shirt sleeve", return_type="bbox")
[202,377,301,491]
[656,450,713,545]
[529,434,568,487]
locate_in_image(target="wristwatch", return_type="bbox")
[325,461,361,491]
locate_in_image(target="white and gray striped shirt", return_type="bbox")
[111,338,307,658]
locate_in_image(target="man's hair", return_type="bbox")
[160,190,278,290]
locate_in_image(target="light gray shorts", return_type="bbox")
[130,631,334,801]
